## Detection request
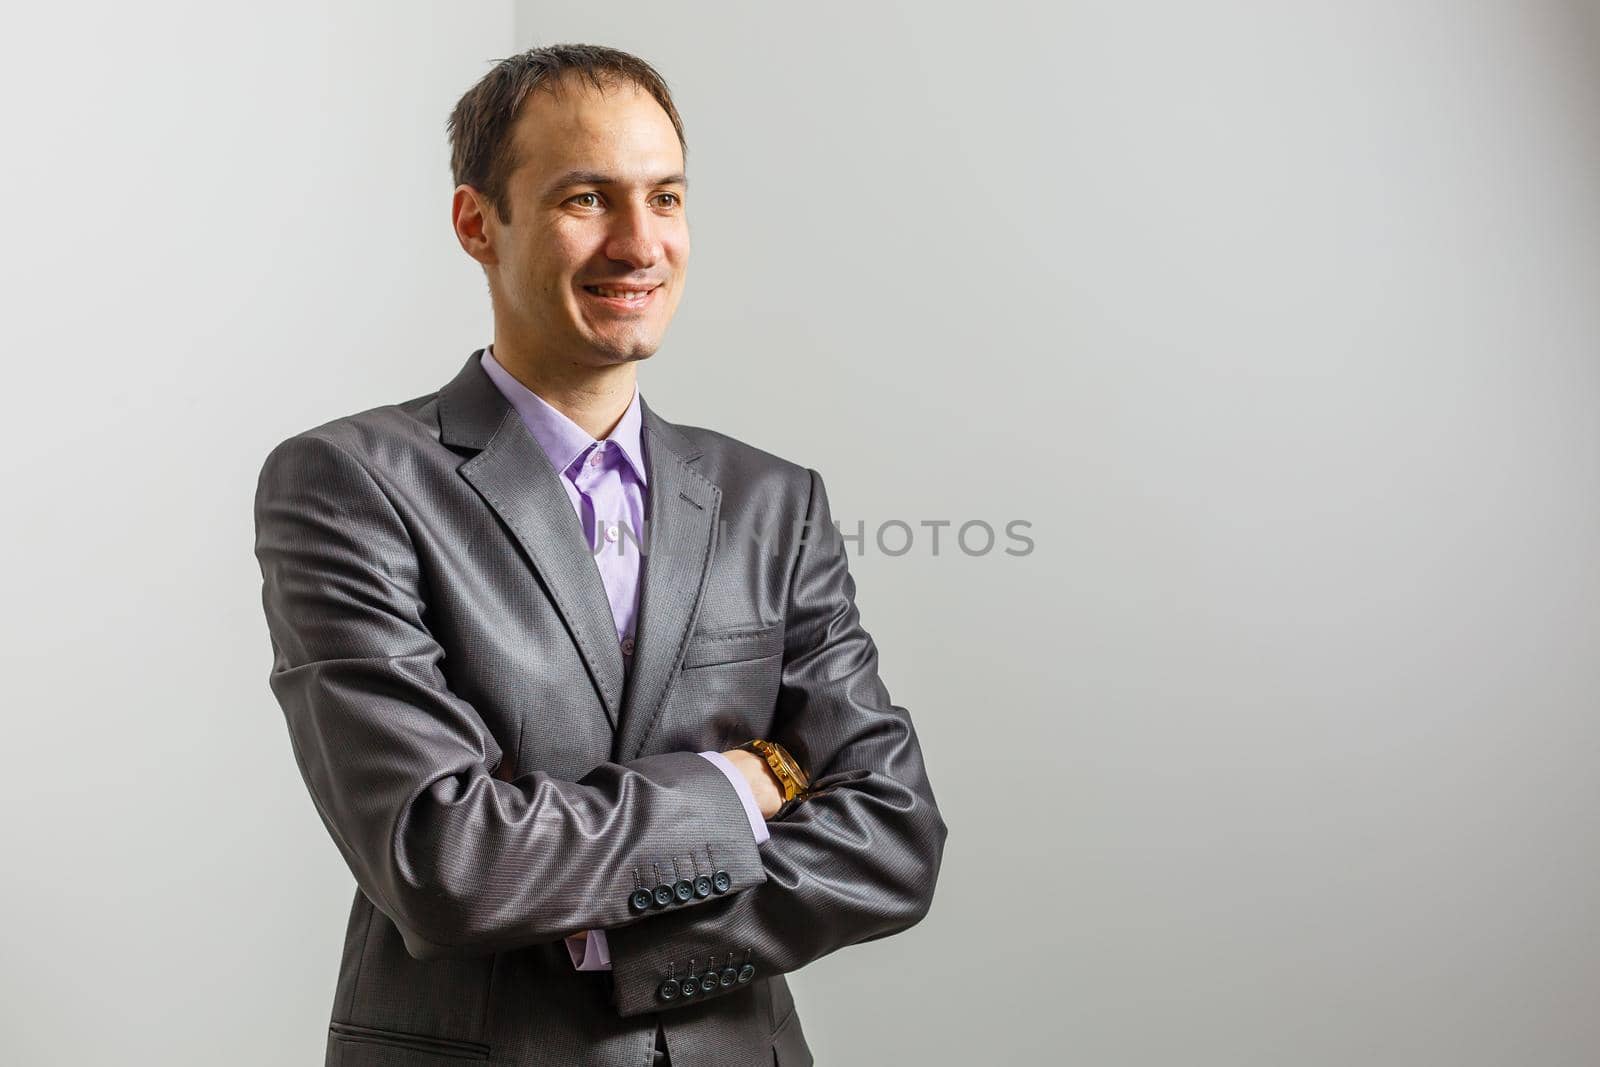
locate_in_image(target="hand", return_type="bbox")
[721,747,784,820]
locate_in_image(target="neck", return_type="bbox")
[489,336,638,440]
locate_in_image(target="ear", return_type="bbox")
[452,185,498,267]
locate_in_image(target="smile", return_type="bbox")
[581,284,659,309]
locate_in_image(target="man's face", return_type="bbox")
[479,78,689,368]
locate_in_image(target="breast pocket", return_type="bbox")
[681,623,785,669]
[659,624,786,752]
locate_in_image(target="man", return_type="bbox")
[253,44,946,1067]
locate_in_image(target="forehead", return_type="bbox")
[509,76,683,185]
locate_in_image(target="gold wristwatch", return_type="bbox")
[738,739,811,802]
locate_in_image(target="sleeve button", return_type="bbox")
[653,884,675,907]
[737,964,755,984]
[711,870,732,893]
[657,979,681,1001]
[630,888,654,912]
[673,878,695,903]
[693,875,713,898]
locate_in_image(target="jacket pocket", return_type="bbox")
[682,623,784,669]
[328,1021,490,1061]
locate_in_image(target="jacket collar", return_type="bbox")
[440,348,703,464]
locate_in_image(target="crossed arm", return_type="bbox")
[254,434,948,1015]
[564,747,782,970]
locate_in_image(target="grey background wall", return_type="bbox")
[3,1,1599,1064]
[0,3,513,1063]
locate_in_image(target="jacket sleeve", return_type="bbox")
[253,432,765,960]
[600,467,949,1016]
[568,752,770,971]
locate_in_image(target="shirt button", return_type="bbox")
[604,524,619,543]
[588,447,604,467]
[621,636,635,656]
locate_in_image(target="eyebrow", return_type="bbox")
[545,170,689,196]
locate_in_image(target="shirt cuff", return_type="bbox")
[698,750,770,845]
[566,929,612,970]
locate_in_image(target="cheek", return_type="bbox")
[667,226,690,266]
[520,224,592,291]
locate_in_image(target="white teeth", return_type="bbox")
[589,286,652,299]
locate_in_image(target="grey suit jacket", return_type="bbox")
[252,350,947,1067]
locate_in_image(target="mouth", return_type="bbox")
[579,283,660,311]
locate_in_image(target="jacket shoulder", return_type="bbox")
[670,422,815,496]
[259,389,445,477]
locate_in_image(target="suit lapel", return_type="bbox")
[614,399,721,762]
[437,351,724,756]
[439,351,626,728]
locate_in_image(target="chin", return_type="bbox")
[575,341,656,367]
[587,330,663,363]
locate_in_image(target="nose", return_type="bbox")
[603,200,663,270]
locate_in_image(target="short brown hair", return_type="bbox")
[447,44,686,223]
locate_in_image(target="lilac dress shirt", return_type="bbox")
[479,347,769,972]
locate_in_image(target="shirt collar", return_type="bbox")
[479,346,648,485]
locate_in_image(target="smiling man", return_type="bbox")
[253,44,946,1067]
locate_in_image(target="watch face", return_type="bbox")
[748,740,809,797]
[773,743,808,790]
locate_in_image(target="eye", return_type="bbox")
[569,192,602,208]
[654,192,682,208]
